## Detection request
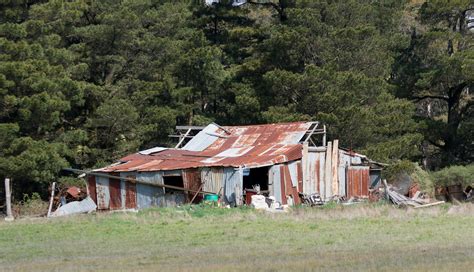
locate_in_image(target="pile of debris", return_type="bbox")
[382,180,445,208]
[47,183,96,217]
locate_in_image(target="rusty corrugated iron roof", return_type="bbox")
[99,122,314,172]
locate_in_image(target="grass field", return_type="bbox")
[1,203,473,271]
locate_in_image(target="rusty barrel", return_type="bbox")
[447,184,465,201]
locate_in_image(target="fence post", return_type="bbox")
[4,178,14,221]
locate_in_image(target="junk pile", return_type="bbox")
[48,184,96,217]
[383,179,445,208]
[250,194,290,212]
[435,184,474,203]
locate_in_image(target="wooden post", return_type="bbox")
[4,178,14,221]
[302,142,309,193]
[47,182,56,217]
[324,141,332,200]
[322,125,327,146]
[331,140,339,196]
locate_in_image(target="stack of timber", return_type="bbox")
[385,181,445,208]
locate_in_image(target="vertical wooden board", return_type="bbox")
[87,175,97,204]
[348,170,353,199]
[284,164,299,205]
[324,142,333,200]
[296,161,303,193]
[109,173,122,210]
[362,168,369,196]
[355,170,361,197]
[302,143,309,192]
[331,140,339,196]
[315,159,320,194]
[125,180,137,209]
[279,165,287,205]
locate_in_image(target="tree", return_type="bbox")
[392,0,474,167]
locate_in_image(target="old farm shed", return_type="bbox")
[87,122,381,210]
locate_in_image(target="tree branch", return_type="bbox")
[412,95,449,102]
[247,0,287,21]
[428,139,445,149]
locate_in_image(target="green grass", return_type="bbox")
[1,204,474,271]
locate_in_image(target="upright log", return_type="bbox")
[324,141,333,200]
[47,182,56,217]
[331,140,339,196]
[4,178,14,221]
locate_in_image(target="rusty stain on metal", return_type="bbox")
[347,167,370,198]
[109,173,122,210]
[125,178,137,209]
[87,175,97,204]
[99,122,312,173]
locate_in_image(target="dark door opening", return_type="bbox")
[243,167,269,191]
[163,176,184,194]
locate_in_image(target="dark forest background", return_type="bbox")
[1,0,473,198]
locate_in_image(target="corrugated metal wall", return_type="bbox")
[223,168,242,206]
[87,175,97,205]
[305,151,325,195]
[135,172,165,209]
[269,165,281,203]
[95,176,110,210]
[269,163,300,205]
[346,166,370,198]
[201,168,225,194]
[183,169,202,203]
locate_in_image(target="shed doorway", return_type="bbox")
[163,176,184,194]
[243,167,269,191]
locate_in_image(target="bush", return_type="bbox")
[383,160,416,181]
[432,165,474,187]
[13,192,49,217]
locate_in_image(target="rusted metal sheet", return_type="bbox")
[183,169,202,203]
[136,172,165,209]
[95,176,110,210]
[347,166,370,198]
[279,165,287,205]
[296,161,303,193]
[87,175,97,204]
[99,122,313,173]
[109,173,122,210]
[125,181,137,209]
[305,151,325,195]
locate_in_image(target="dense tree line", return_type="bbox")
[0,0,472,198]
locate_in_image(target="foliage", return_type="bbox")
[0,0,472,199]
[432,164,474,187]
[392,0,474,167]
[383,160,417,182]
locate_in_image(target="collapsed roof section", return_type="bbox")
[97,121,326,172]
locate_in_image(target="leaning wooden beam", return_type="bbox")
[303,122,319,143]
[413,201,445,209]
[64,169,214,195]
[47,182,56,218]
[176,125,206,130]
[175,128,192,148]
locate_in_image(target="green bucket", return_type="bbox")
[204,194,218,202]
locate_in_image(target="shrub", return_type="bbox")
[432,165,474,187]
